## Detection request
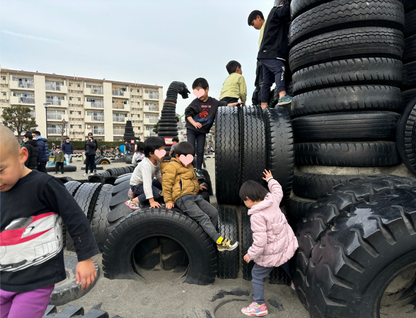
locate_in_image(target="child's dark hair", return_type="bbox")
[24,131,33,140]
[172,137,179,143]
[175,142,195,157]
[226,60,241,74]
[136,141,145,153]
[248,10,264,26]
[239,180,269,202]
[144,137,165,157]
[192,78,209,90]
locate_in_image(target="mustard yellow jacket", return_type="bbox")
[160,158,199,204]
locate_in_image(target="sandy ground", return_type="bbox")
[50,156,416,318]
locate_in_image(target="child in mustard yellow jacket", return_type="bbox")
[161,141,238,252]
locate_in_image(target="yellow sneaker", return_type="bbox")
[216,236,239,252]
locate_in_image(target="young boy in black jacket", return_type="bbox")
[248,0,291,109]
[0,125,99,318]
[185,77,241,170]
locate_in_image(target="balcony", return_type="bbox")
[144,92,159,100]
[112,90,130,99]
[10,96,35,105]
[144,106,159,113]
[113,117,126,123]
[85,115,105,123]
[10,81,34,90]
[47,129,63,136]
[113,129,124,135]
[144,131,157,137]
[84,87,103,96]
[45,84,68,94]
[85,100,104,109]
[46,114,69,122]
[46,99,68,108]
[92,129,105,136]
[112,103,130,112]
[144,118,158,125]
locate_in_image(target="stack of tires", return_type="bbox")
[214,105,294,283]
[158,102,178,153]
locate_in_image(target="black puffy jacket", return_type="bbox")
[24,139,39,169]
[36,137,50,163]
[257,1,291,61]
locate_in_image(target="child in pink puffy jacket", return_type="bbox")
[239,170,298,317]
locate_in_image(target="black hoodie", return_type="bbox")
[24,139,39,169]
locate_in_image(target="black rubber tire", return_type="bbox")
[134,237,161,270]
[64,181,82,196]
[402,61,416,89]
[161,238,183,254]
[241,106,267,189]
[289,27,404,73]
[263,107,294,202]
[49,253,100,306]
[102,208,217,285]
[44,305,111,317]
[293,173,362,200]
[91,184,113,252]
[292,58,403,94]
[158,132,178,137]
[114,173,132,185]
[66,183,102,252]
[404,9,416,37]
[292,111,400,142]
[295,141,400,167]
[217,205,239,279]
[97,158,111,165]
[291,85,403,117]
[296,189,416,317]
[125,155,132,164]
[46,165,77,172]
[404,34,416,63]
[215,106,241,205]
[241,208,254,281]
[289,0,404,47]
[396,97,416,175]
[402,88,416,109]
[108,179,133,224]
[57,177,74,184]
[403,0,416,12]
[286,195,317,220]
[162,250,188,271]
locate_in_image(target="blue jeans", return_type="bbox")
[186,128,206,170]
[131,179,162,203]
[260,58,286,104]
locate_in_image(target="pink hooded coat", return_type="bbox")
[247,179,298,268]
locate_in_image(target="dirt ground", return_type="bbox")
[51,155,416,318]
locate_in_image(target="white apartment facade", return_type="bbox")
[0,68,163,141]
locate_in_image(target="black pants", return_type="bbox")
[85,155,96,174]
[55,162,64,174]
[187,128,205,170]
[220,97,238,104]
[37,162,47,173]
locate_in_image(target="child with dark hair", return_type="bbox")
[53,145,65,174]
[126,137,166,209]
[132,141,145,164]
[248,1,292,109]
[169,137,179,157]
[239,170,298,316]
[161,142,238,251]
[185,77,241,171]
[0,126,99,318]
[219,60,247,104]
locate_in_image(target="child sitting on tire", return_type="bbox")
[240,169,298,317]
[0,126,99,318]
[161,141,238,252]
[125,137,166,209]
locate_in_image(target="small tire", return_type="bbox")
[64,181,82,197]
[241,208,254,281]
[396,97,416,175]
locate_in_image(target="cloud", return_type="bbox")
[1,30,64,45]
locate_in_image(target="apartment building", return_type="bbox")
[0,68,163,141]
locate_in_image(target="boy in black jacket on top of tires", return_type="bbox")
[0,125,99,318]
[248,0,292,109]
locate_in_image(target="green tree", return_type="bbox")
[153,120,159,134]
[1,105,37,143]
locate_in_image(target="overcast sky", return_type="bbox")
[0,0,276,114]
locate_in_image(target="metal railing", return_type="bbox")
[47,114,64,120]
[45,84,61,91]
[47,128,62,135]
[112,104,125,109]
[112,90,125,96]
[18,82,34,89]
[46,99,62,106]
[113,117,126,122]
[93,129,105,135]
[90,88,103,94]
[113,129,124,135]
[90,116,104,121]
[18,97,35,104]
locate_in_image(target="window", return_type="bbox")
[78,125,82,129]
[77,84,80,87]
[137,89,140,93]
[69,97,72,101]
[1,76,5,80]
[145,114,158,123]
[145,102,159,111]
[145,90,159,99]
[70,125,74,128]
[70,111,73,114]
[78,111,81,115]
[2,92,6,96]
[69,83,73,87]
[137,102,140,105]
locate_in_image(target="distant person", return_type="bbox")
[53,145,65,174]
[125,137,166,209]
[51,143,56,157]
[240,169,298,316]
[132,142,145,164]
[185,77,241,171]
[23,131,39,170]
[87,133,98,173]
[219,60,247,105]
[0,125,99,318]
[125,142,131,155]
[84,135,97,176]
[248,1,292,109]
[169,137,179,157]
[161,142,238,251]
[62,137,74,164]
[32,131,49,173]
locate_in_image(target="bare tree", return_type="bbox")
[59,119,67,147]
[1,105,37,143]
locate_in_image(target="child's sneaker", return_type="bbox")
[241,302,268,316]
[216,237,238,252]
[277,94,292,106]
[125,200,139,210]
[127,189,134,200]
